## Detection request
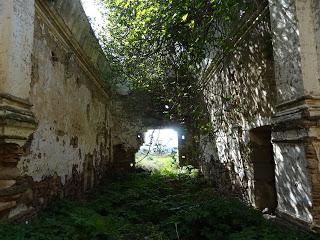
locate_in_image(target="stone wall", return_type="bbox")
[269,0,320,228]
[0,0,140,220]
[198,0,320,230]
[2,0,320,231]
[199,2,276,205]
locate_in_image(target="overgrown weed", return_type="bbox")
[0,168,318,239]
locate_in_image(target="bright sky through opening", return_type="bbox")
[144,129,178,148]
[81,0,104,34]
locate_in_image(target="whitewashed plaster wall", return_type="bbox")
[13,1,111,188]
[0,0,35,100]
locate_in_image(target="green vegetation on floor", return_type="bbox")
[135,153,181,174]
[0,169,318,240]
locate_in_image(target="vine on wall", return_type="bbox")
[100,0,271,169]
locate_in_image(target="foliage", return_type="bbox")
[136,153,199,177]
[101,0,260,134]
[135,153,178,172]
[0,171,317,239]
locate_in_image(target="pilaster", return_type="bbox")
[269,0,320,227]
[0,0,37,145]
[0,0,36,218]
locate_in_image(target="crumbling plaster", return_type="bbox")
[18,19,110,184]
[0,0,142,219]
[16,1,112,186]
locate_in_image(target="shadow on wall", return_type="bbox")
[273,143,313,223]
[200,148,245,198]
[199,9,277,204]
[113,144,137,171]
[268,0,304,104]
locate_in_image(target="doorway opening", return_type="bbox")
[135,128,179,172]
[250,126,277,212]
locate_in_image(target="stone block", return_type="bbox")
[0,168,20,180]
[0,201,16,212]
[0,154,20,164]
[0,180,16,189]
[0,193,21,202]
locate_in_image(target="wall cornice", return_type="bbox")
[35,0,112,100]
[202,3,270,83]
